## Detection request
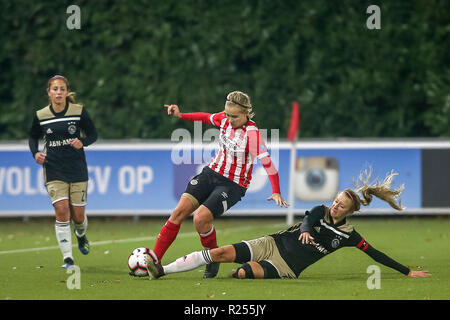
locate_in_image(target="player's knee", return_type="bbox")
[193,210,213,232]
[170,206,192,224]
[70,207,85,224]
[192,211,203,226]
[54,200,69,211]
[194,219,211,235]
[54,201,70,220]
[236,263,254,279]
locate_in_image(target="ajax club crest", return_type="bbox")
[68,122,77,135]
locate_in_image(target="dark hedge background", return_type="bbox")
[1,0,449,140]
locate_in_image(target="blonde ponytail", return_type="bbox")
[67,91,76,103]
[352,167,405,211]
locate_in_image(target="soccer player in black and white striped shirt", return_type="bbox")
[28,75,97,268]
[145,169,431,280]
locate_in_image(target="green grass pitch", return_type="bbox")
[0,216,449,300]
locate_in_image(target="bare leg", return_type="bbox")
[70,204,87,237]
[162,245,236,275]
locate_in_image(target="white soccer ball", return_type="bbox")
[128,247,150,277]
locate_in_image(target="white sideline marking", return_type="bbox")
[0,224,285,255]
[0,232,194,255]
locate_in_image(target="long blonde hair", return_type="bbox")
[344,167,405,212]
[225,91,254,119]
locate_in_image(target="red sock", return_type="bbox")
[200,226,218,250]
[153,220,180,260]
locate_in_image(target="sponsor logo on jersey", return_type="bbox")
[48,138,75,147]
[314,243,329,255]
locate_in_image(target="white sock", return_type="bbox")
[74,216,88,237]
[55,220,73,260]
[163,250,212,275]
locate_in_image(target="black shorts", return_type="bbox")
[183,166,246,217]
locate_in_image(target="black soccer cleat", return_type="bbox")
[76,234,90,255]
[229,268,239,278]
[61,257,75,269]
[203,262,220,279]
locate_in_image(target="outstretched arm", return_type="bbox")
[354,234,431,277]
[364,245,411,275]
[164,104,221,125]
[247,128,288,207]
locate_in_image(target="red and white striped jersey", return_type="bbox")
[180,111,280,193]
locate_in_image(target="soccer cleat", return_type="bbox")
[61,257,75,269]
[203,262,220,278]
[148,249,159,264]
[144,254,165,280]
[76,234,90,255]
[229,268,239,278]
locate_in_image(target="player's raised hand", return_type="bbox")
[267,193,289,208]
[164,104,181,118]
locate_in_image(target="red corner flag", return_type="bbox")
[287,101,299,142]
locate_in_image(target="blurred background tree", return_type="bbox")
[0,0,449,140]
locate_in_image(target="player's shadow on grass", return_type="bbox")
[299,272,402,282]
[298,273,365,281]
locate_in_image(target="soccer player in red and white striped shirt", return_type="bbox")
[149,91,288,278]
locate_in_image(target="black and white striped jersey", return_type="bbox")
[28,103,97,183]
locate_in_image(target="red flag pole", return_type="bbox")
[288,101,299,142]
[287,102,300,225]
